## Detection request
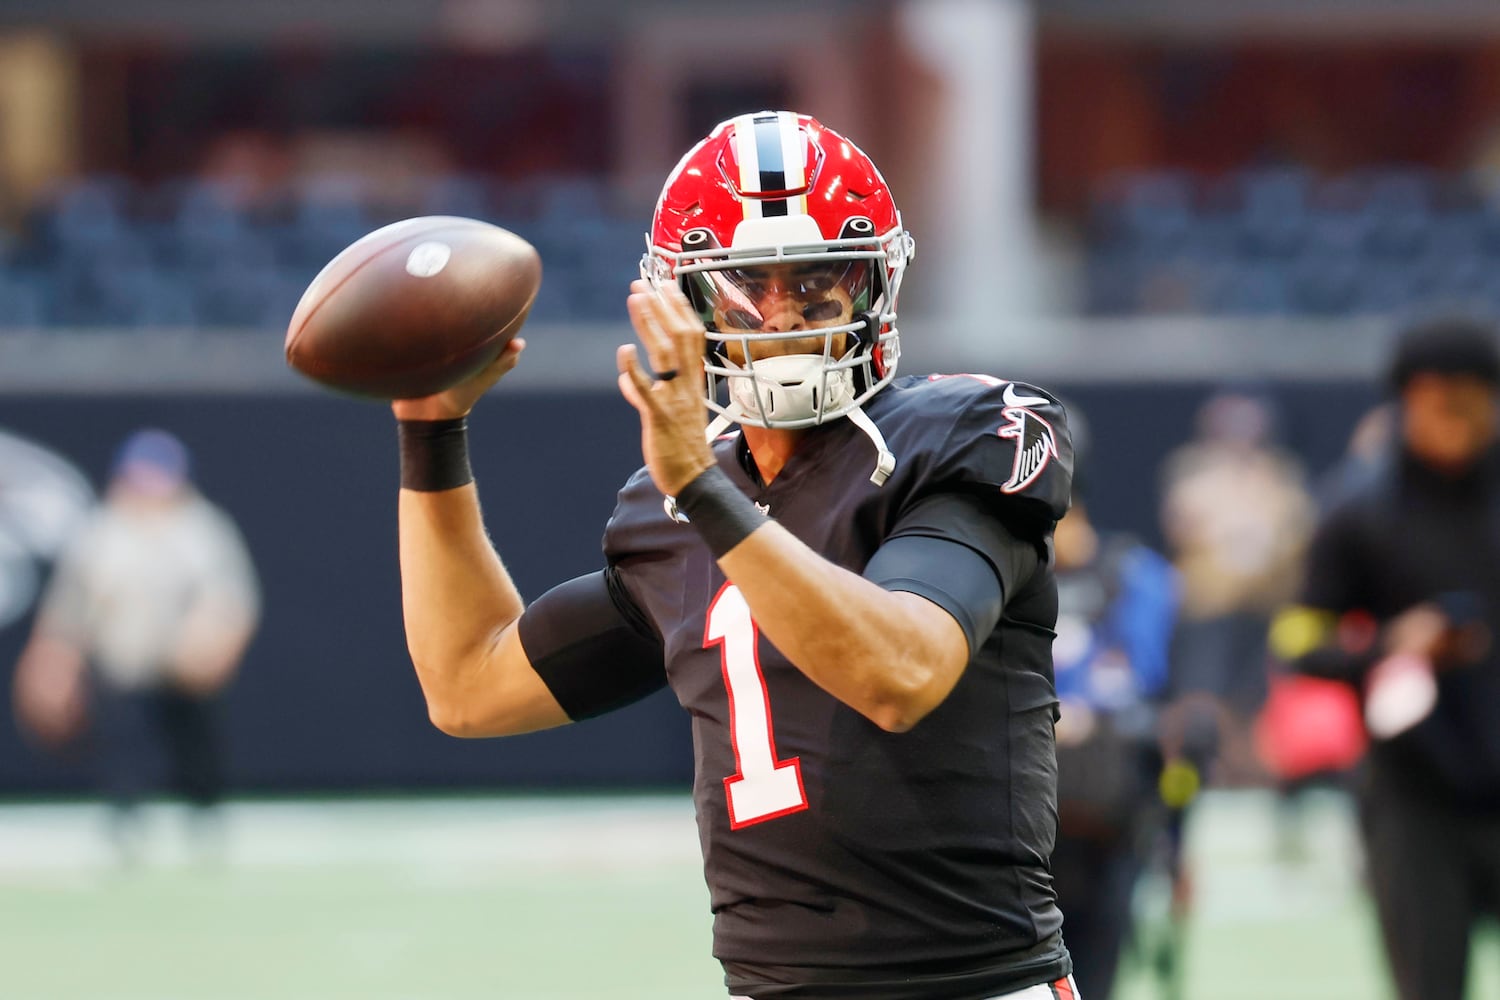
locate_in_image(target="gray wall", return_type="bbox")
[0,380,1379,795]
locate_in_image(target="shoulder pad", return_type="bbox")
[920,374,1074,523]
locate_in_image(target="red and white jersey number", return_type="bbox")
[704,584,808,828]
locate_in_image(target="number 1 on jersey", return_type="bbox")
[705,584,808,828]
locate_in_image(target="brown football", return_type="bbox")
[285,216,542,399]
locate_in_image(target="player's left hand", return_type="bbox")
[619,279,716,495]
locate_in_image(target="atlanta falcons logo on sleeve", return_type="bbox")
[998,383,1060,494]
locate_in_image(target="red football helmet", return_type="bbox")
[642,111,915,443]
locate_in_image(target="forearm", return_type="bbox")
[719,524,965,732]
[1292,646,1376,681]
[399,484,525,703]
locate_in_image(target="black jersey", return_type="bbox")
[601,374,1074,999]
[1296,448,1500,810]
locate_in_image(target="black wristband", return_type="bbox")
[398,418,474,492]
[674,465,767,558]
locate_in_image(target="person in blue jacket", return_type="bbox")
[1050,423,1181,1000]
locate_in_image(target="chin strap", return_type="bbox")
[716,399,894,486]
[844,405,896,486]
[667,400,895,524]
[703,403,742,444]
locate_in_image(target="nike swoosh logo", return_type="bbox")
[1002,383,1049,408]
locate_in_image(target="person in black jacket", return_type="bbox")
[1271,314,1500,1000]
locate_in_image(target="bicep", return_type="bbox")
[441,567,667,738]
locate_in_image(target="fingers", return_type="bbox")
[655,281,705,377]
[628,280,677,377]
[480,336,527,384]
[658,281,704,361]
[616,344,655,413]
[628,279,705,383]
[390,338,527,421]
[497,335,526,369]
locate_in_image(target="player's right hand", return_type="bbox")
[391,338,526,421]
[1382,601,1490,670]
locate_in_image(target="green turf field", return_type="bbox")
[1,790,1495,999]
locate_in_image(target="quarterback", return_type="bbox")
[391,112,1078,1000]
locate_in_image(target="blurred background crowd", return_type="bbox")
[4,2,1500,999]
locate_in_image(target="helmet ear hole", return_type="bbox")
[840,217,876,239]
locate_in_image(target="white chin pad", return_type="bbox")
[728,354,854,424]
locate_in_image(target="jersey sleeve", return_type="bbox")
[516,568,667,721]
[922,377,1074,533]
[514,468,674,722]
[864,491,1040,654]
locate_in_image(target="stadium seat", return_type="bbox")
[0,271,47,329]
[1289,253,1361,316]
[1206,263,1291,317]
[419,174,496,220]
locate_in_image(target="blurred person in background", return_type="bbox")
[1049,406,1180,1000]
[388,113,1081,1000]
[12,428,260,862]
[1313,402,1395,511]
[1159,388,1315,784]
[1255,403,1388,866]
[1272,314,1500,1000]
[0,428,95,634]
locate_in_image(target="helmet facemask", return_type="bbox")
[642,217,910,431]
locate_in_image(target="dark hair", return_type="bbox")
[1387,315,1500,392]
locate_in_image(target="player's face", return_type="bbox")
[1402,373,1499,472]
[702,261,866,364]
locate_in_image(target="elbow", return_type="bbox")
[409,642,496,739]
[415,663,492,738]
[828,637,967,733]
[427,700,485,739]
[427,698,513,739]
[862,668,948,734]
[867,702,922,734]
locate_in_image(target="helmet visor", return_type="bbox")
[683,260,872,332]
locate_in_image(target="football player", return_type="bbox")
[392,112,1078,1000]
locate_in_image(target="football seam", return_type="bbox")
[290,280,540,381]
[287,223,539,378]
[286,228,429,355]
